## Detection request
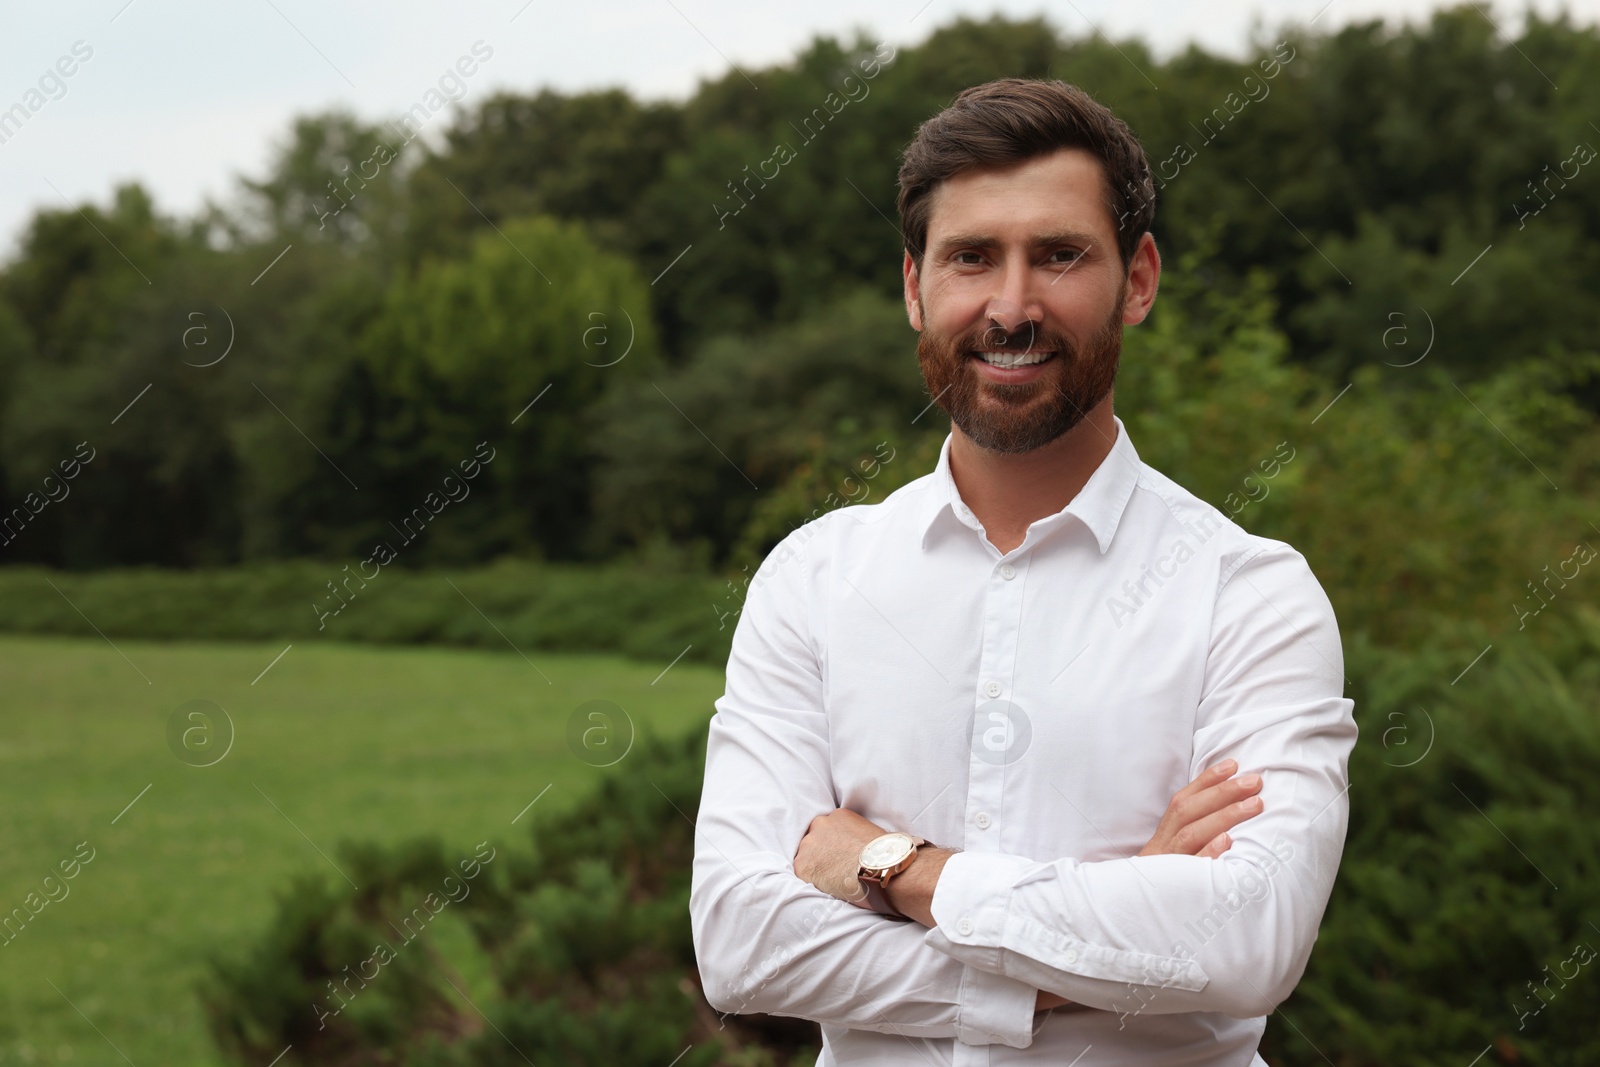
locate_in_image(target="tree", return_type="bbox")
[346,214,662,563]
[589,286,927,563]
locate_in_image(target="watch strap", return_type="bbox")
[855,873,911,921]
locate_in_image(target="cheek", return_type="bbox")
[922,285,990,336]
[1061,279,1127,332]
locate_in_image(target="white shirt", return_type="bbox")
[690,416,1357,1066]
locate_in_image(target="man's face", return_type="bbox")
[905,147,1148,454]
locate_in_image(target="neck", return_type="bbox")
[947,398,1118,555]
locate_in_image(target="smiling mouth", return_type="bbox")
[970,350,1057,368]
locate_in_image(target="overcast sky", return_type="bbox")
[0,0,1590,261]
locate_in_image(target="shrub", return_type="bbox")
[0,557,734,667]
[202,729,822,1067]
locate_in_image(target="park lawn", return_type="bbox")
[0,635,724,1067]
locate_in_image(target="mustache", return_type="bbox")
[952,323,1077,357]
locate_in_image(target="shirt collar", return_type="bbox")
[918,414,1143,555]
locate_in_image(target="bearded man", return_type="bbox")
[689,77,1356,1066]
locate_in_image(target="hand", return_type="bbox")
[1034,761,1262,1015]
[1138,759,1263,858]
[1035,990,1074,1012]
[1035,762,1261,1015]
[794,808,886,905]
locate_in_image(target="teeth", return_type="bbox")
[976,351,1054,368]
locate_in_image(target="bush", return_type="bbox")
[202,729,822,1067]
[1265,616,1600,1066]
[0,558,734,667]
[1113,244,1600,651]
[200,623,1600,1066]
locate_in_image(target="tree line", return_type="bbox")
[2,6,1598,574]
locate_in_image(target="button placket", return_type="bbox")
[969,552,1027,859]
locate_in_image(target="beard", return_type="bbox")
[916,286,1125,455]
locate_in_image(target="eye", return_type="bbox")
[1049,248,1084,265]
[953,251,984,265]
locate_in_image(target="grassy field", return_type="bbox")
[0,635,724,1067]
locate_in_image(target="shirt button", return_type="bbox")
[1000,563,1016,580]
[1064,949,1079,964]
[984,681,1001,698]
[957,918,974,936]
[975,812,991,829]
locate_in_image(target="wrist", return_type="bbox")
[855,831,929,919]
[882,845,954,927]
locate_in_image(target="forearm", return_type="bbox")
[884,848,1078,1016]
[900,669,1353,1021]
[921,830,1335,1019]
[693,715,1037,1045]
[692,848,1037,1044]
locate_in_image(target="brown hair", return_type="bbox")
[896,78,1155,275]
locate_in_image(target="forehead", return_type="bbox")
[923,147,1113,246]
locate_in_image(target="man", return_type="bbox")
[689,77,1356,1066]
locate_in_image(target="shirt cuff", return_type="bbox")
[929,849,1034,955]
[947,959,1039,1048]
[924,850,1039,1048]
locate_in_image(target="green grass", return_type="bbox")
[0,636,723,1067]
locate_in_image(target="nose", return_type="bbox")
[983,260,1044,346]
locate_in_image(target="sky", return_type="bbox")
[0,0,1592,261]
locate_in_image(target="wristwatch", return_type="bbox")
[855,831,928,921]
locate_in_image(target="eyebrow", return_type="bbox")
[930,230,1100,257]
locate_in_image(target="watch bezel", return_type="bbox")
[858,831,916,873]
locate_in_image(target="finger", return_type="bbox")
[1168,772,1263,833]
[1170,759,1238,805]
[1173,795,1264,854]
[1198,832,1231,859]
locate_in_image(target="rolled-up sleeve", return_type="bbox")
[690,523,1040,1047]
[923,545,1358,1022]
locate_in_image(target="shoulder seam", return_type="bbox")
[1128,474,1295,606]
[1216,543,1272,596]
[1131,475,1230,542]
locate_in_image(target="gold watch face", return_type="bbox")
[859,832,914,871]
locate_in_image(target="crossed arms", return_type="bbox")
[688,540,1357,1049]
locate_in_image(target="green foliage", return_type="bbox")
[4,9,1600,1065]
[348,213,662,561]
[203,731,819,1067]
[8,9,1600,568]
[199,626,1600,1065]
[219,110,415,254]
[0,186,256,566]
[1264,621,1600,1066]
[1114,239,1600,649]
[726,431,944,576]
[0,558,732,666]
[0,202,655,566]
[589,286,928,561]
[404,88,685,269]
[0,635,731,1066]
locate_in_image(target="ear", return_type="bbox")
[1122,232,1161,326]
[903,250,924,331]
